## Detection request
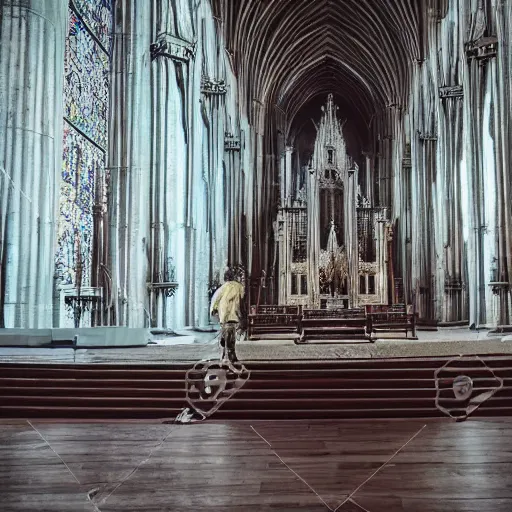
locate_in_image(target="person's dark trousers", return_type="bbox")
[220,321,238,362]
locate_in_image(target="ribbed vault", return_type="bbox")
[214,0,427,132]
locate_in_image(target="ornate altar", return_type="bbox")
[276,94,389,309]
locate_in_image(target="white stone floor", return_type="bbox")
[0,327,511,364]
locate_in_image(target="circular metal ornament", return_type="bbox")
[453,375,473,401]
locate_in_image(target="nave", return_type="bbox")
[2,0,512,509]
[1,0,512,333]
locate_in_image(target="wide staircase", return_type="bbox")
[1,356,512,420]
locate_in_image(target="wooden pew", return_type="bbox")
[365,304,417,340]
[300,308,368,342]
[248,305,302,340]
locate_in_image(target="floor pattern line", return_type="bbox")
[29,421,103,511]
[27,420,82,486]
[86,488,103,512]
[98,425,177,506]
[334,424,428,511]
[348,497,372,512]
[250,425,334,511]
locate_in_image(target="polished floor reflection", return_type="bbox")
[1,419,512,511]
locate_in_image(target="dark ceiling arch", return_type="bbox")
[214,0,424,134]
[278,57,377,130]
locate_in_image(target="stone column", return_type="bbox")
[417,132,438,323]
[361,151,374,205]
[346,166,359,307]
[149,33,195,329]
[0,0,68,327]
[438,85,466,324]
[495,0,512,327]
[400,144,413,305]
[463,40,498,329]
[107,0,152,327]
[225,132,241,266]
[284,146,294,207]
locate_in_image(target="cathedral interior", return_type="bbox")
[2,0,512,334]
[2,1,512,510]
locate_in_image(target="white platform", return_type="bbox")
[0,327,151,348]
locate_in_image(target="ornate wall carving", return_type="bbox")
[225,132,241,151]
[150,34,196,62]
[201,76,227,95]
[439,85,463,99]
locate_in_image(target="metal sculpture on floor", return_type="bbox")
[435,355,504,421]
[174,327,251,424]
[176,356,250,423]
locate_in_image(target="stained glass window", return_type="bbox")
[72,0,112,50]
[57,1,112,288]
[56,124,103,285]
[357,209,376,263]
[63,11,110,148]
[290,210,307,263]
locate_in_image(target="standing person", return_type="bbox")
[210,270,246,363]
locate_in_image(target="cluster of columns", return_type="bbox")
[386,0,512,328]
[0,0,252,329]
[105,0,251,329]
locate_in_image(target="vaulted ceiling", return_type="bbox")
[214,0,436,138]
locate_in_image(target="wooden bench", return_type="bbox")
[248,304,417,342]
[365,304,417,340]
[300,308,368,342]
[248,305,302,340]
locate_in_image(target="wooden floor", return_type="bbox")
[2,419,512,511]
